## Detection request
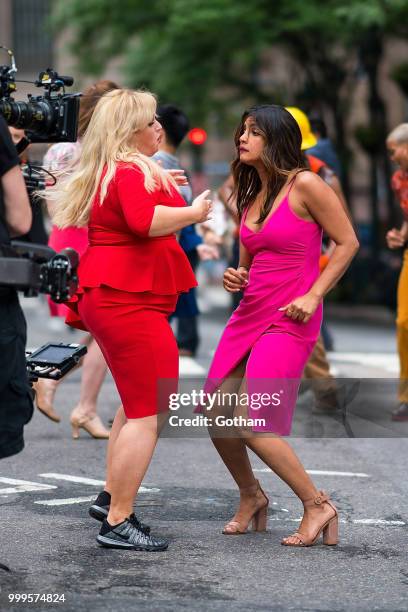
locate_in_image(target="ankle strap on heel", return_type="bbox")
[303,491,330,508]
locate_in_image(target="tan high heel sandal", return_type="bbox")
[70,413,110,440]
[223,480,269,535]
[33,379,60,423]
[281,490,338,547]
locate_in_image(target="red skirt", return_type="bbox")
[77,286,178,419]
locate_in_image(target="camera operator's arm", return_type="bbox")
[0,117,32,236]
[2,165,32,236]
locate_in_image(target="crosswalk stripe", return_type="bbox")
[0,477,57,495]
[269,517,405,525]
[179,357,206,375]
[35,496,94,506]
[253,468,370,477]
[39,473,160,493]
[39,473,104,486]
[328,351,399,374]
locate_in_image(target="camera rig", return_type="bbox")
[0,240,79,302]
[27,342,87,383]
[0,45,80,144]
[0,46,81,302]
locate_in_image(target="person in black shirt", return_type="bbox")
[0,115,34,459]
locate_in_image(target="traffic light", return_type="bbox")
[188,127,207,145]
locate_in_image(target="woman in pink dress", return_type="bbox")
[205,105,359,546]
[34,81,118,438]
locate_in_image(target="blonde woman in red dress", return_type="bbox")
[48,88,212,551]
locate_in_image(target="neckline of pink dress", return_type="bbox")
[242,178,318,234]
[242,177,296,234]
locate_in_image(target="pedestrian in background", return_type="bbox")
[48,88,212,551]
[385,123,408,422]
[205,105,358,546]
[34,80,118,438]
[154,104,218,357]
[308,117,342,177]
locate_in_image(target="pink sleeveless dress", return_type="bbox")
[204,179,323,435]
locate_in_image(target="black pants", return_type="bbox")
[177,250,200,355]
[0,291,33,459]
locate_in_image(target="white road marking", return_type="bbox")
[269,517,406,525]
[253,468,370,478]
[353,519,406,526]
[38,473,161,494]
[328,351,399,374]
[39,473,105,486]
[179,357,206,375]
[35,496,94,506]
[306,470,370,478]
[0,477,57,495]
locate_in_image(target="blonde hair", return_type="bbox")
[387,123,408,145]
[50,89,176,228]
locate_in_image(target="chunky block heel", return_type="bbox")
[251,504,268,532]
[223,480,269,535]
[323,515,339,545]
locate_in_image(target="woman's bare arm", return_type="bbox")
[149,190,212,237]
[238,239,253,270]
[297,172,359,299]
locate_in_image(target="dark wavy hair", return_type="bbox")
[231,105,306,223]
[78,80,119,138]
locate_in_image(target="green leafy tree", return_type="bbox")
[54,0,408,260]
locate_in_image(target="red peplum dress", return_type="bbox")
[65,162,197,419]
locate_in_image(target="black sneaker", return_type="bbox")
[96,518,168,551]
[89,490,111,522]
[89,491,151,534]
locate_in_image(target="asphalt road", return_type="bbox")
[0,293,407,611]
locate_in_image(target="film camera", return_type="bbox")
[0,45,80,144]
[0,44,81,305]
[0,45,80,195]
[0,47,84,382]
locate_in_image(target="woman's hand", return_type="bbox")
[197,243,220,261]
[223,266,249,293]
[191,190,213,223]
[278,292,321,323]
[155,159,189,187]
[386,228,406,250]
[167,168,189,186]
[202,228,223,246]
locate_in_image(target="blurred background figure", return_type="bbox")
[385,123,408,422]
[34,80,119,439]
[308,117,342,177]
[8,126,48,245]
[154,104,219,357]
[286,107,351,413]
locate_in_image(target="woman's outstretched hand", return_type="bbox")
[223,266,249,293]
[155,159,189,187]
[278,292,321,323]
[167,168,189,186]
[191,190,213,223]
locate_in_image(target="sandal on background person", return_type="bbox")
[33,378,60,423]
[70,411,110,440]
